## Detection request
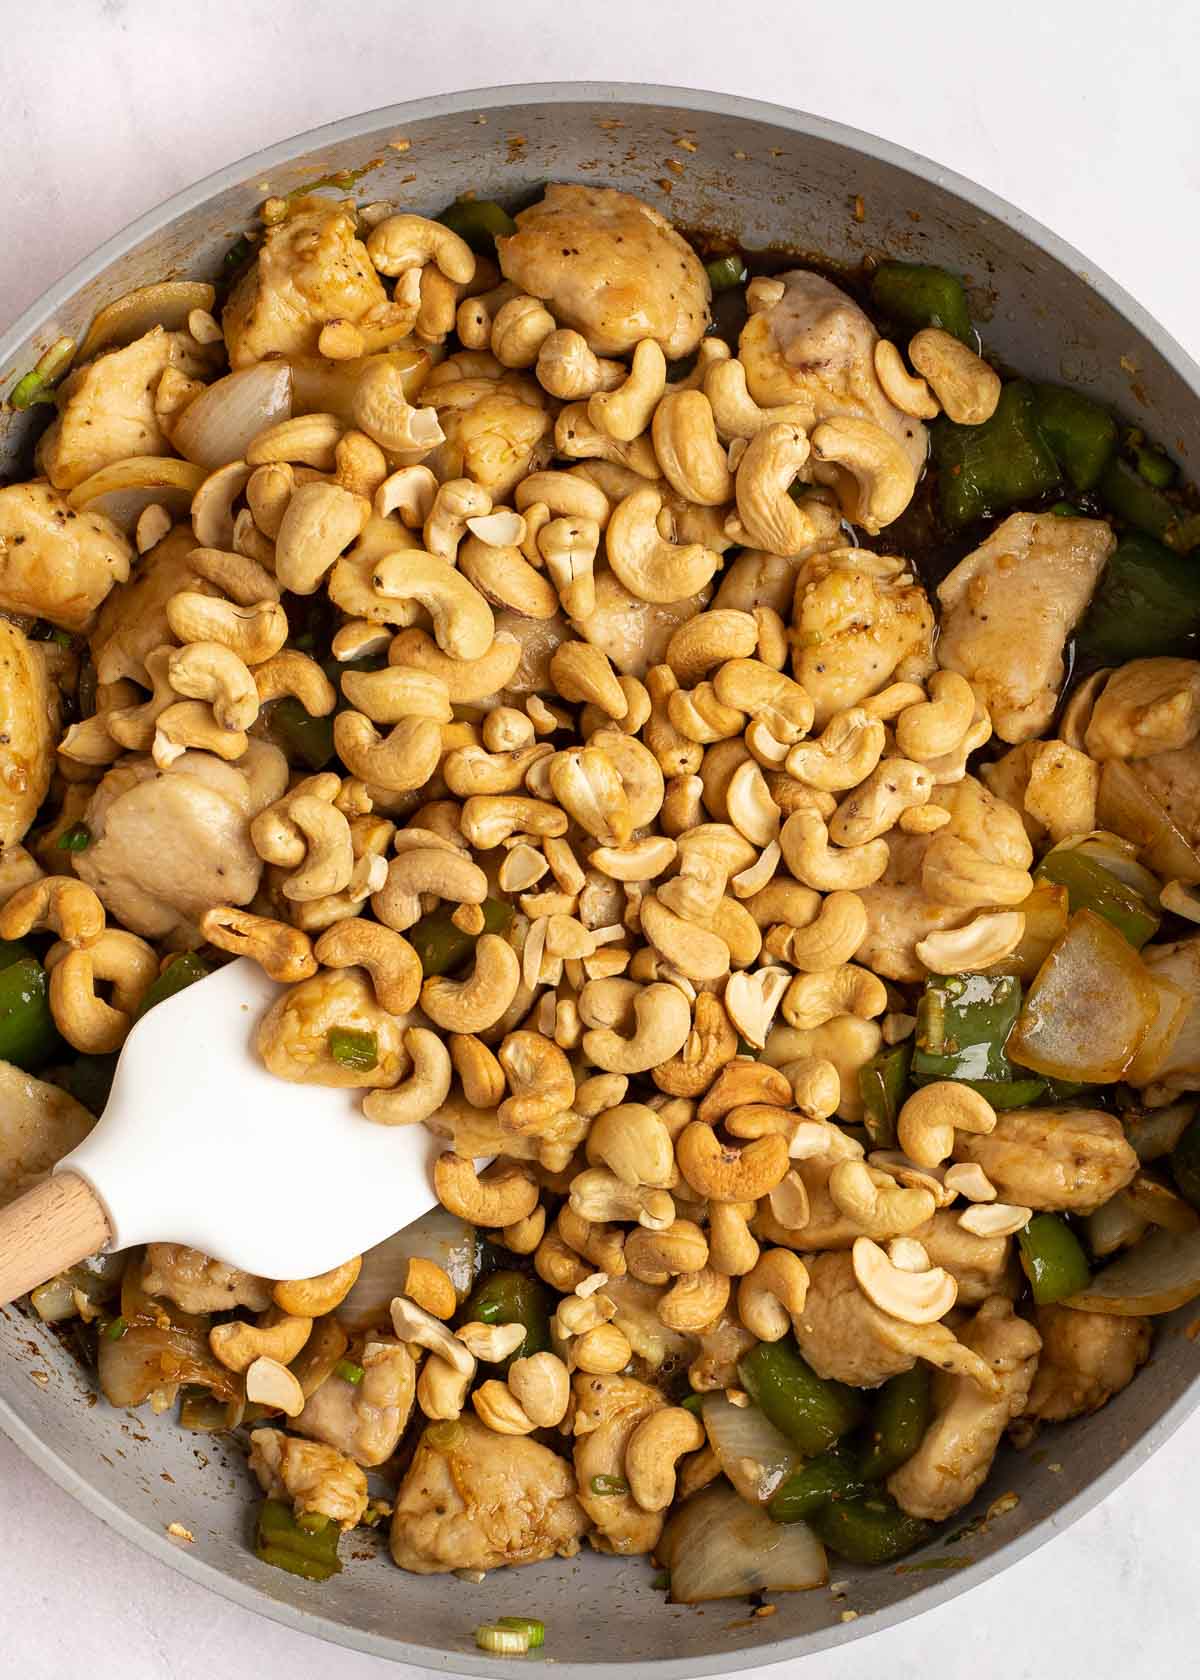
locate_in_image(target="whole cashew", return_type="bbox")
[535,329,625,400]
[313,918,422,1013]
[362,1028,453,1126]
[785,707,886,791]
[167,641,259,732]
[703,357,812,442]
[433,1154,539,1227]
[582,982,692,1074]
[826,1160,938,1238]
[896,672,977,762]
[555,404,661,478]
[586,1102,676,1187]
[366,213,476,283]
[732,423,828,555]
[897,1082,998,1170]
[421,933,521,1033]
[281,796,354,902]
[763,890,868,972]
[908,328,1001,426]
[589,340,667,443]
[497,1030,576,1133]
[809,416,918,534]
[830,757,933,845]
[387,628,522,705]
[371,844,486,932]
[48,928,157,1052]
[491,295,556,370]
[254,650,338,717]
[0,876,104,948]
[651,391,734,506]
[605,487,720,605]
[200,907,317,983]
[675,1122,790,1202]
[921,833,1034,910]
[332,713,443,794]
[736,1249,810,1341]
[275,482,370,595]
[782,963,888,1030]
[872,340,939,420]
[370,552,494,660]
[165,593,289,664]
[779,808,890,891]
[548,747,634,847]
[707,1200,761,1276]
[640,895,731,984]
[152,701,247,768]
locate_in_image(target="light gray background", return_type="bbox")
[2,1,1199,1674]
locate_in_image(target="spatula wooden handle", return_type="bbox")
[0,1173,112,1307]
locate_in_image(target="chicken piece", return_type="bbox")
[492,608,571,696]
[936,513,1113,744]
[1025,1304,1151,1423]
[497,183,710,359]
[0,480,132,631]
[293,1337,416,1467]
[223,200,388,369]
[75,749,270,939]
[913,1210,1020,1304]
[141,1243,271,1313]
[0,1062,94,1207]
[952,1108,1139,1213]
[932,775,1035,871]
[572,569,711,680]
[856,832,971,982]
[0,622,58,850]
[256,968,410,1090]
[249,1427,368,1529]
[887,1297,1041,1521]
[1131,745,1200,851]
[425,374,553,500]
[0,845,43,910]
[573,1372,666,1555]
[36,328,213,491]
[1136,937,1200,1093]
[687,1313,756,1392]
[791,550,936,725]
[88,525,216,685]
[1084,658,1200,761]
[739,269,927,482]
[792,1251,1001,1393]
[391,1414,586,1574]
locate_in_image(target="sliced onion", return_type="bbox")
[604,1274,697,1370]
[1084,1191,1149,1258]
[1007,881,1069,982]
[1126,1170,1200,1234]
[1008,909,1158,1082]
[30,1250,125,1323]
[701,1393,799,1504]
[1064,1226,1200,1315]
[659,1481,826,1603]
[1125,971,1191,1085]
[172,362,292,469]
[76,280,217,363]
[338,1206,478,1332]
[1097,760,1200,886]
[1140,942,1200,1088]
[67,456,206,533]
[99,1322,237,1406]
[1123,1100,1196,1162]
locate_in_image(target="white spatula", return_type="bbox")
[0,958,444,1305]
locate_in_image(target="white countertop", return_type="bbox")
[3,1,1200,1674]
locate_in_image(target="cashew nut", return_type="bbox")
[333,712,442,795]
[914,911,1026,974]
[210,1311,313,1374]
[651,391,733,506]
[830,758,933,846]
[736,1249,811,1341]
[370,552,493,660]
[851,1235,958,1324]
[421,933,521,1033]
[200,907,317,983]
[809,416,918,534]
[275,481,369,595]
[786,707,886,792]
[676,1122,789,1203]
[872,339,939,419]
[908,329,1001,426]
[589,340,667,442]
[362,1028,453,1127]
[779,808,889,892]
[897,1082,998,1170]
[367,213,475,284]
[582,981,692,1074]
[827,1160,938,1237]
[605,487,720,605]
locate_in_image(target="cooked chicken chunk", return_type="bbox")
[572,569,711,679]
[0,622,58,849]
[497,183,710,358]
[932,775,1036,870]
[492,608,571,695]
[0,845,43,910]
[0,480,131,630]
[141,1243,271,1314]
[856,832,971,982]
[391,1414,586,1574]
[1084,659,1200,761]
[888,1297,1041,1521]
[36,328,211,490]
[952,1108,1139,1213]
[0,1062,94,1207]
[249,1426,367,1529]
[1131,745,1200,850]
[914,1210,1020,1304]
[1025,1304,1151,1422]
[75,749,273,939]
[223,201,388,369]
[791,550,935,725]
[739,269,927,481]
[293,1337,416,1466]
[792,1251,1001,1392]
[257,968,409,1089]
[573,1372,666,1555]
[88,525,216,685]
[1136,937,1200,1093]
[425,373,553,500]
[687,1313,756,1393]
[936,513,1113,743]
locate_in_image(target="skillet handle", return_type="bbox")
[0,1172,112,1307]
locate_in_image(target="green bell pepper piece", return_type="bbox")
[1134,444,1176,489]
[1170,1114,1200,1210]
[738,1340,864,1457]
[255,1498,342,1582]
[1018,1213,1091,1304]
[810,1494,935,1564]
[912,972,1023,1086]
[327,1027,378,1072]
[134,952,209,1020]
[1034,847,1160,948]
[0,957,63,1070]
[858,1042,911,1149]
[1075,532,1200,663]
[268,697,335,770]
[459,1270,551,1372]
[934,381,1062,529]
[858,1365,932,1481]
[55,822,92,853]
[52,1053,119,1116]
[966,1077,1049,1109]
[869,261,972,344]
[705,254,748,292]
[437,197,518,252]
[1098,455,1178,541]
[0,938,33,973]
[408,898,514,977]
[1032,385,1117,492]
[768,1449,868,1524]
